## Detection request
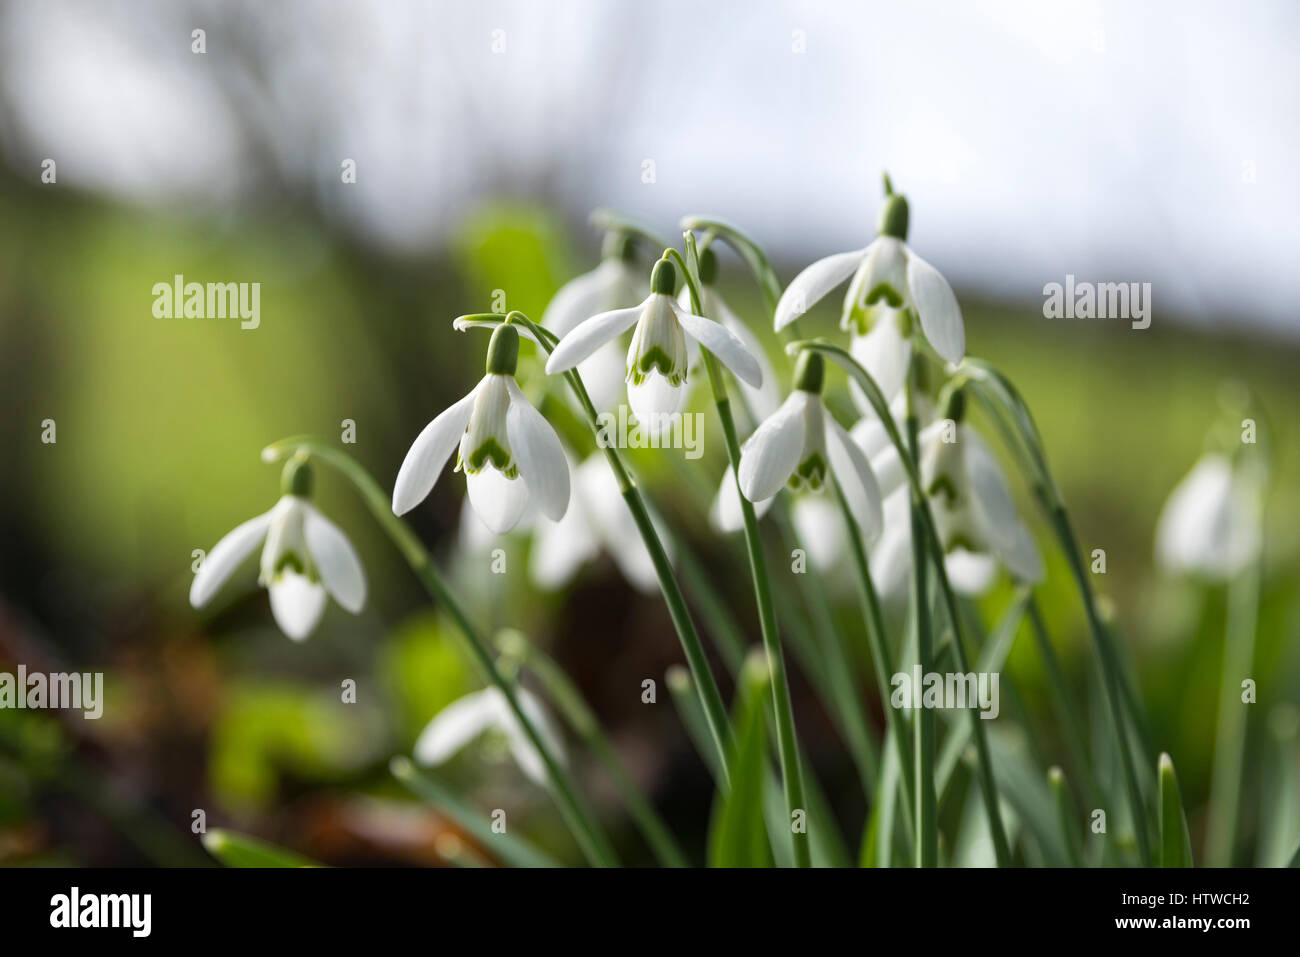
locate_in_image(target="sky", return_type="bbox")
[2,0,1296,334]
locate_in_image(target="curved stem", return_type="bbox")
[463,311,736,784]
[672,238,811,867]
[260,437,618,867]
[679,215,785,316]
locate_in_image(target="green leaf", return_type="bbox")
[1048,767,1084,868]
[708,652,774,868]
[202,829,321,868]
[390,757,560,868]
[1158,753,1194,868]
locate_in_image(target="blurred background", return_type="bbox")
[0,0,1297,866]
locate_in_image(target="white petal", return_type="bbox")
[575,345,628,414]
[628,373,688,430]
[869,488,914,599]
[458,499,497,554]
[710,464,777,533]
[545,302,644,373]
[962,426,1021,552]
[671,302,763,388]
[737,392,808,502]
[774,247,868,331]
[575,457,662,593]
[303,504,367,613]
[413,689,502,767]
[501,687,566,785]
[868,417,947,502]
[541,260,623,338]
[268,572,327,641]
[713,293,783,420]
[1154,454,1240,578]
[791,495,848,572]
[906,251,965,363]
[466,468,530,534]
[848,312,912,413]
[997,520,1045,584]
[945,548,999,596]
[825,409,884,542]
[190,510,273,608]
[452,317,542,346]
[505,380,570,521]
[393,382,481,515]
[528,498,599,591]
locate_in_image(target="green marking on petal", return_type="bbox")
[926,474,960,505]
[864,283,905,308]
[466,437,514,474]
[789,452,828,492]
[637,345,677,377]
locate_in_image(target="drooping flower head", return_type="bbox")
[546,258,763,434]
[868,389,1042,597]
[414,685,564,786]
[393,324,570,534]
[1154,451,1261,581]
[774,178,965,411]
[542,231,648,413]
[190,453,367,641]
[732,351,883,541]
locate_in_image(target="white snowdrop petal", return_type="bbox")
[710,464,776,533]
[999,520,1045,584]
[189,510,273,608]
[541,261,621,338]
[303,504,367,613]
[413,689,502,767]
[962,426,1022,551]
[267,572,328,641]
[906,251,965,363]
[671,302,763,388]
[945,548,999,597]
[628,374,688,430]
[502,687,566,786]
[545,303,644,373]
[825,411,885,542]
[737,393,808,502]
[466,467,530,533]
[848,312,912,413]
[528,499,599,591]
[505,380,570,521]
[393,382,481,515]
[1154,454,1238,578]
[791,495,848,572]
[774,247,868,331]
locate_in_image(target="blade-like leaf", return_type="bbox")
[202,829,321,868]
[1158,753,1194,868]
[708,652,774,868]
[390,757,560,868]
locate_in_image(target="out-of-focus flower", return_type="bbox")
[1155,452,1260,580]
[414,686,563,785]
[190,455,367,641]
[530,452,661,593]
[546,259,762,433]
[393,325,569,534]
[774,186,964,366]
[867,395,1042,597]
[542,233,647,413]
[733,352,883,541]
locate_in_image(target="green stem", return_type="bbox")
[1205,557,1261,866]
[260,437,618,868]
[497,633,690,868]
[905,371,938,868]
[671,240,810,867]
[791,338,1012,865]
[1028,597,1099,811]
[679,216,784,315]
[470,311,736,783]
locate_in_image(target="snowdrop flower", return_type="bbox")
[682,248,783,423]
[773,185,965,370]
[870,391,1042,597]
[1155,452,1260,580]
[542,233,647,413]
[546,259,763,434]
[414,686,564,786]
[393,324,570,534]
[530,452,660,593]
[189,455,367,641]
[734,352,883,541]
